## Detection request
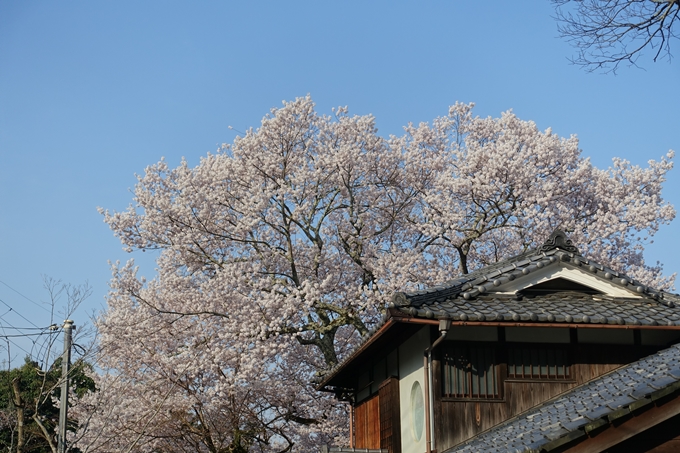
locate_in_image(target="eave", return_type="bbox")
[316,309,424,393]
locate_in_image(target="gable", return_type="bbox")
[389,230,679,327]
[519,278,601,295]
[491,265,642,298]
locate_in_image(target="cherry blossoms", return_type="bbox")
[79,96,675,452]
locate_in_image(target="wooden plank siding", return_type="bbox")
[434,344,657,452]
[379,377,401,453]
[353,378,401,453]
[355,394,381,449]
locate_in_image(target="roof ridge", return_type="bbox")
[539,228,580,254]
[392,230,668,308]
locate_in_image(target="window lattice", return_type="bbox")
[507,346,570,380]
[443,345,499,399]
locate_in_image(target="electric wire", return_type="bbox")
[0,303,61,367]
[0,324,57,330]
[0,331,60,338]
[0,279,52,313]
[1,336,33,360]
[0,297,42,329]
[0,285,75,369]
[0,331,61,369]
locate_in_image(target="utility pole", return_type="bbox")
[58,320,74,453]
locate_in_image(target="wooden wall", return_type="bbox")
[433,344,656,452]
[379,377,401,453]
[355,394,381,449]
[353,377,402,453]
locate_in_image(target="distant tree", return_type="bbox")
[0,357,96,453]
[554,0,680,72]
[0,278,95,453]
[86,96,675,452]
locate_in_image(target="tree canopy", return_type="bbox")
[0,357,95,453]
[82,96,675,452]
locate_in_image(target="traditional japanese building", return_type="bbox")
[317,230,680,453]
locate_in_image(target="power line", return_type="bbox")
[0,324,57,330]
[0,336,34,359]
[0,298,41,329]
[0,326,62,368]
[0,310,59,367]
[0,291,76,370]
[0,280,51,313]
[0,331,59,338]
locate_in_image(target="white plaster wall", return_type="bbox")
[398,326,430,453]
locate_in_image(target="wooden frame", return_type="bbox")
[441,343,501,400]
[438,339,625,402]
[506,344,572,381]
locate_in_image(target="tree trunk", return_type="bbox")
[458,247,469,275]
[33,413,58,453]
[11,378,24,453]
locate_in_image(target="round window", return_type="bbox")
[410,380,425,441]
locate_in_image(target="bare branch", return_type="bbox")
[554,0,680,72]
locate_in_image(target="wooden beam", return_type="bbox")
[316,319,396,390]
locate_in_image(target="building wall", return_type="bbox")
[398,326,430,453]
[346,324,680,453]
[433,327,668,452]
[355,395,381,449]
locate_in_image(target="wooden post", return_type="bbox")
[349,404,355,448]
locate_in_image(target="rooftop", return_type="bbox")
[318,230,680,391]
[391,230,679,326]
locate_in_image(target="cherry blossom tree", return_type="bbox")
[80,96,675,452]
[396,102,675,286]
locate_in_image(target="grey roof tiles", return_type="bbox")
[391,231,679,326]
[318,231,680,389]
[399,292,680,327]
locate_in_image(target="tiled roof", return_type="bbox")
[318,230,680,389]
[390,230,680,326]
[396,292,680,327]
[446,342,680,453]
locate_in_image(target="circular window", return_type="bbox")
[410,380,425,441]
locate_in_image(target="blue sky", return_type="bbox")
[1,1,678,366]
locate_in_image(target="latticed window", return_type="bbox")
[442,344,499,399]
[507,346,570,380]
